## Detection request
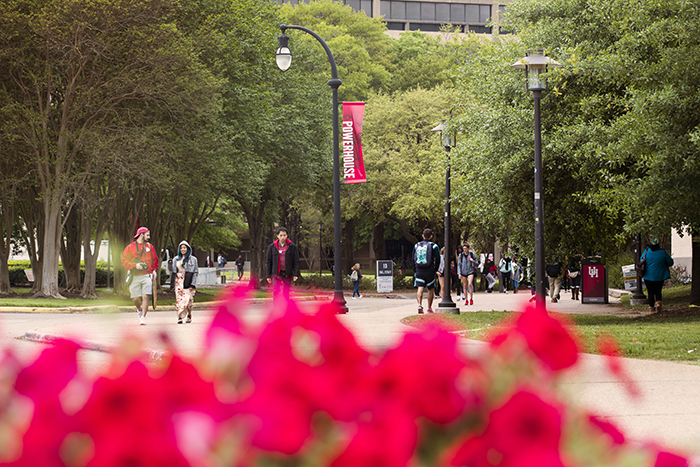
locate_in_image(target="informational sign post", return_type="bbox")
[582,261,608,304]
[621,264,637,290]
[376,260,394,293]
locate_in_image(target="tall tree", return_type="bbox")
[0,0,220,298]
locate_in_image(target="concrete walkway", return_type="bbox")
[2,288,699,459]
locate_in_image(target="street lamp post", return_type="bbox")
[512,50,561,309]
[277,25,348,313]
[431,120,458,314]
[631,233,647,305]
[319,221,323,277]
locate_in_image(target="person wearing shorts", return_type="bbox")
[121,227,159,325]
[413,228,440,314]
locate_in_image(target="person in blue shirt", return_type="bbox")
[413,228,441,314]
[641,237,674,313]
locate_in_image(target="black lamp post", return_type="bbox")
[512,50,561,308]
[277,25,348,313]
[431,120,459,314]
[319,221,323,277]
[631,233,647,304]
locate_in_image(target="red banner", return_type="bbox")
[341,102,367,184]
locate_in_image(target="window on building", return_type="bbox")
[381,0,391,16]
[409,22,441,31]
[479,4,490,23]
[386,21,406,30]
[469,25,492,33]
[391,1,405,19]
[449,3,464,22]
[420,2,435,21]
[345,0,373,16]
[465,4,479,22]
[406,2,421,20]
[435,2,449,21]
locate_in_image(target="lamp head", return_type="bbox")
[431,119,454,149]
[511,49,561,91]
[276,32,292,71]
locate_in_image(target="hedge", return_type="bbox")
[6,260,167,288]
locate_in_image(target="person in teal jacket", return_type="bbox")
[641,238,674,313]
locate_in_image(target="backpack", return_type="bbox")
[414,241,434,268]
[351,270,358,281]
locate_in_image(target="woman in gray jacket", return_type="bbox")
[170,240,198,324]
[457,243,479,305]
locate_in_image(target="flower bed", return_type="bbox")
[0,283,689,466]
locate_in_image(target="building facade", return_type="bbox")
[281,0,512,37]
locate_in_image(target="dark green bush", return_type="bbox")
[7,260,167,287]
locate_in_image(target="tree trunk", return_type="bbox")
[691,233,700,307]
[61,207,83,292]
[37,200,65,299]
[343,218,355,274]
[0,197,15,295]
[373,221,386,260]
[18,193,44,294]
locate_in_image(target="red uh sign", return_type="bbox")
[582,264,607,303]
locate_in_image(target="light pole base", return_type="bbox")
[437,302,460,314]
[630,298,647,306]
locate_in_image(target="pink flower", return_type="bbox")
[597,335,641,398]
[330,403,418,467]
[237,296,371,454]
[76,360,189,467]
[367,327,471,424]
[588,414,625,445]
[448,389,565,467]
[654,450,689,467]
[489,303,579,372]
[10,339,80,467]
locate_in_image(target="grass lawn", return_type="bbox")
[402,285,700,364]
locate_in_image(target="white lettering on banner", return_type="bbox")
[342,121,355,180]
[589,267,599,279]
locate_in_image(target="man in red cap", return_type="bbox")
[121,227,159,325]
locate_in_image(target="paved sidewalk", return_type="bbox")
[2,289,699,458]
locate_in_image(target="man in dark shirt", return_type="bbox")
[266,227,300,287]
[235,254,245,280]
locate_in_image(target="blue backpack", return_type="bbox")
[414,241,434,268]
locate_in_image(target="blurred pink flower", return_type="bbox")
[588,414,625,445]
[489,303,579,372]
[448,389,565,467]
[9,339,80,467]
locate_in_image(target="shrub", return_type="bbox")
[0,287,687,465]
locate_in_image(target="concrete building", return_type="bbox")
[281,0,513,37]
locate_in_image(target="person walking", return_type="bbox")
[436,247,446,299]
[567,256,581,301]
[641,238,674,313]
[511,257,521,294]
[484,253,498,293]
[266,227,300,288]
[170,241,198,324]
[350,263,362,299]
[457,242,478,306]
[235,254,245,280]
[413,228,441,314]
[499,254,513,293]
[454,245,464,300]
[121,227,159,325]
[217,253,227,269]
[546,258,564,303]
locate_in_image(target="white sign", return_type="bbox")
[622,264,637,290]
[376,260,394,293]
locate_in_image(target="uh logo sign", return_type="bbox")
[582,261,607,304]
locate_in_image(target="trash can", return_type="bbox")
[581,257,608,304]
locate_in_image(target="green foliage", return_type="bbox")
[279,0,393,101]
[6,261,167,288]
[343,87,454,232]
